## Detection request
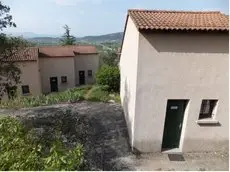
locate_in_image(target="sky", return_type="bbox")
[2,0,229,37]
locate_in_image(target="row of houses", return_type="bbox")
[2,45,99,100]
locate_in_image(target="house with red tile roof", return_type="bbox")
[2,45,99,99]
[120,9,229,153]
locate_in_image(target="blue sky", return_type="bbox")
[2,0,229,37]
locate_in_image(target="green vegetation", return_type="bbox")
[100,49,119,66]
[0,116,84,171]
[60,25,76,45]
[0,1,30,100]
[96,65,120,92]
[0,85,120,109]
[27,33,122,48]
[85,85,111,102]
[79,32,123,43]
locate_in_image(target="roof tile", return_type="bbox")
[39,45,97,57]
[3,45,98,62]
[128,9,229,31]
[5,47,38,62]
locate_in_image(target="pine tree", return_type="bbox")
[60,25,76,45]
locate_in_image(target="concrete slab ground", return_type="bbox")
[117,151,229,171]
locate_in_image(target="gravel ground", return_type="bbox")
[0,101,228,171]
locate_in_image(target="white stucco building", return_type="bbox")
[120,9,229,153]
[2,45,99,99]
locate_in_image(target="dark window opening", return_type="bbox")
[61,76,67,83]
[88,70,92,77]
[21,85,30,94]
[199,100,218,119]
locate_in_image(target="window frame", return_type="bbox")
[198,99,218,120]
[88,70,92,77]
[61,76,67,83]
[196,99,219,125]
[21,85,30,95]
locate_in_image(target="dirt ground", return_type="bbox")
[0,102,228,171]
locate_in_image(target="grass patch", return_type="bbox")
[0,85,120,109]
[85,85,110,102]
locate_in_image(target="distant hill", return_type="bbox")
[6,32,60,38]
[27,32,123,45]
[28,37,60,45]
[77,32,123,43]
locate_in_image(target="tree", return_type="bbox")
[100,49,119,67]
[0,1,16,30]
[60,25,76,45]
[0,1,28,100]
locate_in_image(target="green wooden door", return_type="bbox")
[162,100,186,149]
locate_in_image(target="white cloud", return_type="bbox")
[51,0,104,6]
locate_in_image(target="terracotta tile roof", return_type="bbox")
[128,9,229,31]
[39,45,98,57]
[4,47,38,62]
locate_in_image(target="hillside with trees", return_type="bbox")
[27,32,123,46]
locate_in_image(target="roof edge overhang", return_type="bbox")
[119,14,130,57]
[39,53,99,58]
[74,52,99,55]
[2,59,37,62]
[138,28,229,33]
[39,56,74,58]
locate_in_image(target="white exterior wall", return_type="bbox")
[133,32,229,152]
[74,54,99,85]
[39,57,75,93]
[120,16,140,145]
[18,61,42,96]
[2,61,42,100]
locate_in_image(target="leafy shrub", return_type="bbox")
[96,65,120,92]
[0,116,84,171]
[43,141,83,171]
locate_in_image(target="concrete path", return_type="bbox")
[118,151,229,171]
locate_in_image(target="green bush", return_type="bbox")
[96,65,120,92]
[0,116,84,171]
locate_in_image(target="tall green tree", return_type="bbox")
[0,1,29,100]
[60,25,76,45]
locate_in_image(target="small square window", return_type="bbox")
[21,85,30,95]
[61,76,67,83]
[199,100,218,120]
[88,70,92,77]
